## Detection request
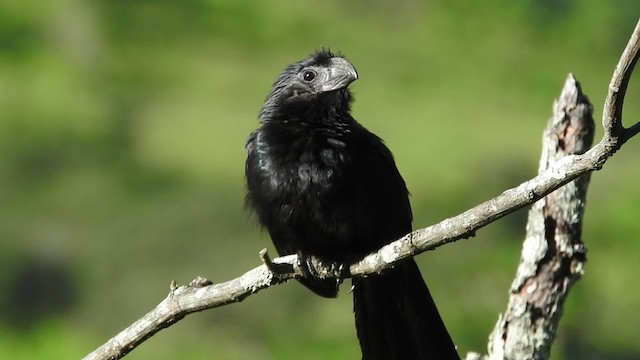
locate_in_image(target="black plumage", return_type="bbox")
[245,50,459,360]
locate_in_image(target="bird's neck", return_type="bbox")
[260,89,354,127]
[261,104,352,128]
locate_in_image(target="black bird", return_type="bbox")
[245,50,459,360]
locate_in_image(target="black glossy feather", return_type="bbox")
[245,50,459,359]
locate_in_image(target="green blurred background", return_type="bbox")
[1,0,639,359]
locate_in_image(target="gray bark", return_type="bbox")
[486,74,594,360]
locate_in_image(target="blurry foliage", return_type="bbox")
[0,254,78,329]
[1,0,640,359]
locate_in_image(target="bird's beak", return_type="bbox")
[320,57,358,92]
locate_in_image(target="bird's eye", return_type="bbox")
[302,70,316,82]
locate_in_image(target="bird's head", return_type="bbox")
[260,49,358,124]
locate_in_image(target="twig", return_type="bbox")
[604,18,640,143]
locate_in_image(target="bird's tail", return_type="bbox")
[353,259,459,360]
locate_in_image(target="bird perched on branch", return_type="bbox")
[245,49,459,360]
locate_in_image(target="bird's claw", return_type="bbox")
[298,254,349,286]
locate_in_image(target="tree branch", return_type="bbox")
[82,255,301,360]
[604,18,640,143]
[82,18,640,360]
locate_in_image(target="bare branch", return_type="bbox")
[350,143,598,276]
[82,18,640,360]
[603,18,640,143]
[82,253,301,360]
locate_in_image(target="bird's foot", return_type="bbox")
[298,253,350,291]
